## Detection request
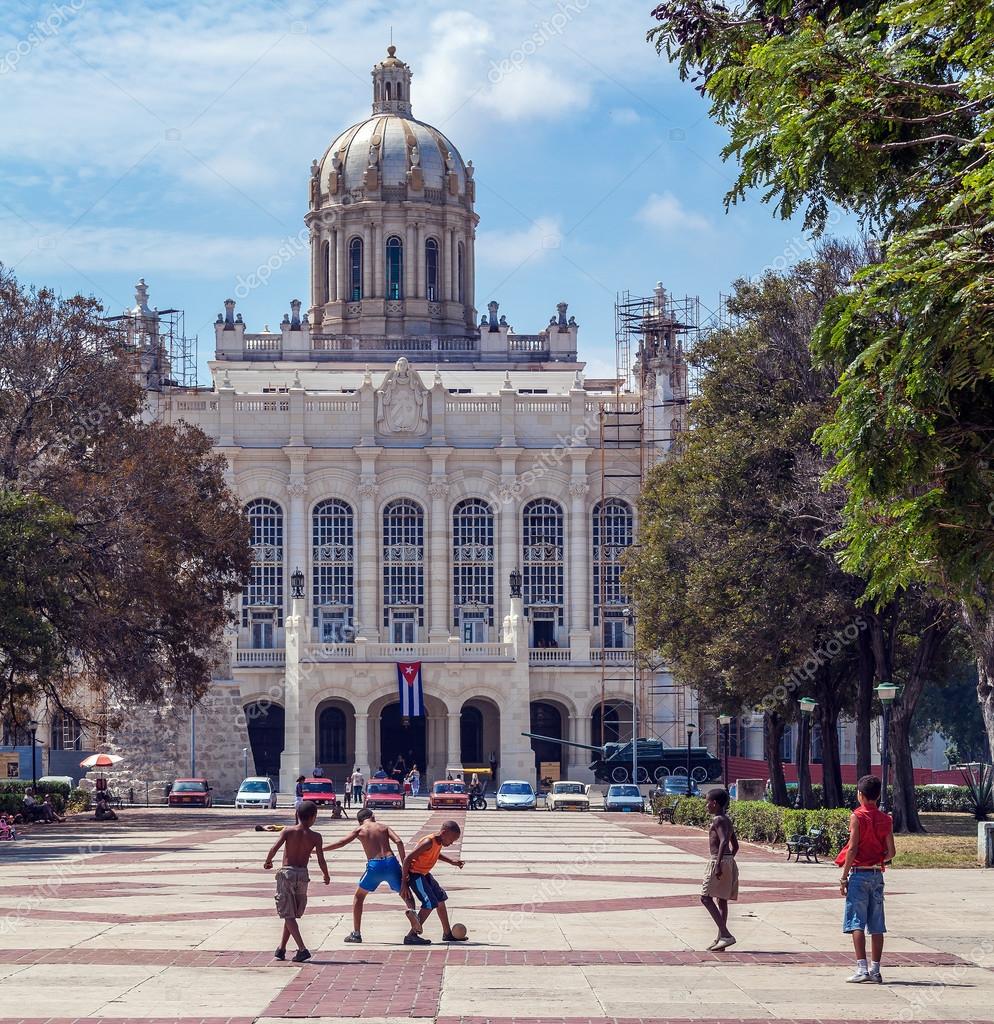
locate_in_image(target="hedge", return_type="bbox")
[0,779,72,815]
[661,795,853,855]
[769,783,977,814]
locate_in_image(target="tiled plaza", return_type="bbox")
[1,805,991,1023]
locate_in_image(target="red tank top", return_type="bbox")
[834,804,892,867]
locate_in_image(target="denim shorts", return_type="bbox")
[843,869,886,934]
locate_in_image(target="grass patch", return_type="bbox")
[891,812,980,869]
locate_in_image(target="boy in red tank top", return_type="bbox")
[836,775,896,984]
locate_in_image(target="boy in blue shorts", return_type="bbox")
[323,807,421,942]
[836,774,897,983]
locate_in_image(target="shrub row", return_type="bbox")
[0,779,73,815]
[662,796,852,855]
[768,783,977,814]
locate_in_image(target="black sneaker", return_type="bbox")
[442,932,468,942]
[344,931,362,943]
[404,933,431,945]
[273,947,286,961]
[292,948,312,962]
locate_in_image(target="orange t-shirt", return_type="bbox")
[409,835,442,874]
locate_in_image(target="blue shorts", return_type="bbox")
[358,855,402,893]
[409,871,447,910]
[843,869,886,934]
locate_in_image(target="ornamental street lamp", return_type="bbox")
[718,714,732,788]
[796,697,817,809]
[875,682,900,813]
[28,719,39,790]
[509,568,522,598]
[685,721,696,796]
[624,607,638,786]
[291,566,305,600]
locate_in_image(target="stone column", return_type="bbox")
[310,232,321,309]
[284,456,310,638]
[496,451,521,625]
[465,228,476,324]
[447,711,462,773]
[373,222,383,298]
[416,222,425,298]
[443,228,453,301]
[280,595,305,794]
[353,712,371,777]
[335,228,346,302]
[356,448,381,641]
[427,449,452,642]
[501,592,537,784]
[567,466,591,660]
[328,228,338,302]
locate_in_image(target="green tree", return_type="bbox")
[0,266,252,722]
[648,0,994,769]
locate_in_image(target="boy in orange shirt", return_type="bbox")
[837,775,897,984]
[400,820,466,945]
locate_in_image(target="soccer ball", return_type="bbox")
[449,922,468,940]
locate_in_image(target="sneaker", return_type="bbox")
[846,969,871,983]
[404,933,431,945]
[273,947,286,961]
[292,948,312,963]
[442,932,468,942]
[868,970,883,984]
[344,931,362,943]
[405,908,424,935]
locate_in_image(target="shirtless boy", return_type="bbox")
[324,807,421,942]
[264,800,330,962]
[700,788,740,950]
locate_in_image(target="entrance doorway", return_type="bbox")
[244,702,285,778]
[379,701,427,777]
[529,701,564,778]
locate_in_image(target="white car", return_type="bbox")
[603,784,645,813]
[545,781,590,811]
[496,780,537,810]
[235,776,277,809]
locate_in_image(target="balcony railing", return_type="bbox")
[528,648,571,663]
[299,640,514,662]
[590,647,635,664]
[235,647,286,667]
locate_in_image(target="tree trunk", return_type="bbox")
[960,597,994,763]
[764,711,788,805]
[818,702,845,807]
[889,711,923,833]
[855,628,875,778]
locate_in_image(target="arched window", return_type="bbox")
[457,241,465,304]
[312,500,354,633]
[320,240,330,303]
[243,499,284,627]
[452,499,494,635]
[522,499,565,629]
[385,81,392,100]
[425,238,439,301]
[51,711,82,751]
[318,706,346,764]
[592,499,633,645]
[383,499,424,631]
[386,235,403,300]
[349,237,363,301]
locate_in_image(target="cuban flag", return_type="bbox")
[397,662,425,717]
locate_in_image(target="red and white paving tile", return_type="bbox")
[1,805,991,1023]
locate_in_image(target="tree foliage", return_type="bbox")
[0,266,252,722]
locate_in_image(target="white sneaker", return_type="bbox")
[868,970,883,984]
[846,969,871,983]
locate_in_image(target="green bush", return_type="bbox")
[672,795,710,827]
[66,789,91,814]
[0,779,71,814]
[916,785,975,813]
[731,800,787,844]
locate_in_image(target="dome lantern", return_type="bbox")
[371,44,413,116]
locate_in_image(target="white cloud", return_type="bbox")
[636,192,712,232]
[478,216,563,268]
[610,107,641,125]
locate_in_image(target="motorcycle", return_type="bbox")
[468,789,487,811]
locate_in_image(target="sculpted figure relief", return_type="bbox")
[376,357,429,435]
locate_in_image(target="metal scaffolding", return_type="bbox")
[102,303,198,391]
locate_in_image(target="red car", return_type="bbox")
[300,777,337,806]
[364,779,406,810]
[168,778,212,807]
[427,780,468,810]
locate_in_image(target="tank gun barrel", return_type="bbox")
[521,731,605,754]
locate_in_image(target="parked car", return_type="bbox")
[168,778,212,808]
[545,781,590,811]
[496,780,537,810]
[427,780,469,811]
[299,777,336,806]
[365,779,406,810]
[657,776,700,798]
[235,776,277,809]
[603,784,645,813]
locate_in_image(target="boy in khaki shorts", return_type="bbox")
[700,788,739,950]
[264,800,329,962]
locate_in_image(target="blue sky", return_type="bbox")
[2,0,841,383]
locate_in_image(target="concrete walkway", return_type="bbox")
[1,806,991,1023]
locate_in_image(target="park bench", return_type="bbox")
[656,798,680,824]
[786,827,827,863]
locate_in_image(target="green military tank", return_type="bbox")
[523,732,721,784]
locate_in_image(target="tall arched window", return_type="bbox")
[318,706,346,764]
[51,710,83,751]
[385,81,393,100]
[244,499,284,627]
[452,499,494,636]
[592,499,633,646]
[349,237,363,300]
[522,499,565,631]
[386,235,404,300]
[383,499,424,635]
[320,240,330,303]
[312,500,354,635]
[457,241,465,304]
[425,238,439,301]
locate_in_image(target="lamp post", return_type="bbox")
[28,719,39,790]
[291,566,305,600]
[509,568,522,598]
[624,607,638,786]
[796,697,817,809]
[875,682,899,813]
[718,714,732,788]
[685,721,696,796]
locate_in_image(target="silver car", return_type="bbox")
[603,784,645,813]
[234,776,277,809]
[496,780,537,810]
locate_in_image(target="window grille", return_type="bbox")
[382,499,424,625]
[522,498,564,625]
[593,499,633,626]
[243,499,284,625]
[312,499,354,626]
[452,498,494,626]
